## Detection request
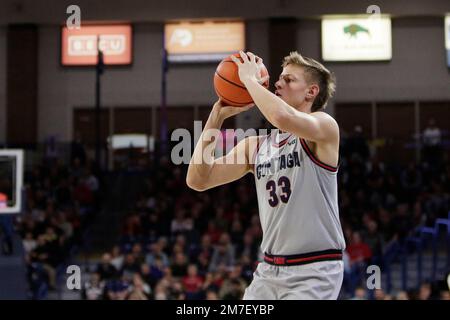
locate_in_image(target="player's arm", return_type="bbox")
[232,51,338,143]
[248,87,339,143]
[187,136,258,192]
[186,100,257,192]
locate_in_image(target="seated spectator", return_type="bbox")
[169,281,186,300]
[205,221,222,244]
[171,252,188,278]
[170,209,193,237]
[128,273,151,299]
[145,242,170,268]
[126,289,148,300]
[440,290,450,300]
[29,235,57,290]
[211,264,227,289]
[149,257,165,285]
[205,289,219,300]
[57,211,74,240]
[362,220,384,262]
[347,232,373,265]
[212,206,229,231]
[345,232,372,293]
[422,118,442,165]
[142,213,164,240]
[229,219,244,247]
[139,263,154,288]
[374,289,386,301]
[201,272,220,294]
[395,291,409,300]
[349,287,366,300]
[22,232,37,254]
[196,251,211,277]
[96,253,118,281]
[82,273,105,300]
[121,253,141,278]
[104,274,131,300]
[239,255,255,284]
[43,226,64,267]
[401,164,422,202]
[121,212,142,238]
[418,283,432,300]
[219,265,247,300]
[110,245,124,271]
[235,231,258,262]
[209,234,235,273]
[182,264,204,300]
[131,243,145,266]
[73,177,94,212]
[173,234,188,255]
[247,214,263,241]
[189,234,213,264]
[391,203,413,241]
[154,281,169,300]
[83,167,99,194]
[157,236,170,255]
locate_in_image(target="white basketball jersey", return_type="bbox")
[253,129,346,255]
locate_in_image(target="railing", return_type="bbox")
[382,211,450,292]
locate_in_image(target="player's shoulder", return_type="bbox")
[310,110,338,123]
[311,111,339,131]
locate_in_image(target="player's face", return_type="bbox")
[274,64,310,109]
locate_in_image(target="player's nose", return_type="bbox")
[275,80,282,89]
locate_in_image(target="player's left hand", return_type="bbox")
[231,51,270,86]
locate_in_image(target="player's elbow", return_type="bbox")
[186,175,208,192]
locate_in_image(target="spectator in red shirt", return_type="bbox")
[347,231,373,265]
[345,231,373,296]
[182,264,204,300]
[205,221,222,244]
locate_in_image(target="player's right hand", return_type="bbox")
[212,99,254,120]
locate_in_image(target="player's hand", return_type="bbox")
[230,51,270,86]
[212,99,254,120]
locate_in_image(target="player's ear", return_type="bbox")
[306,84,319,101]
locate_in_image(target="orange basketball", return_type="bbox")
[214,53,270,107]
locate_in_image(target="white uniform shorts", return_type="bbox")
[243,260,344,300]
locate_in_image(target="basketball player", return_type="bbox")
[186,51,346,299]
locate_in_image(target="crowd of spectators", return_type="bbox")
[14,144,101,299]
[79,128,450,300]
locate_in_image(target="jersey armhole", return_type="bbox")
[251,135,268,174]
[299,138,339,172]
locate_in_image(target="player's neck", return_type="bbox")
[295,101,313,114]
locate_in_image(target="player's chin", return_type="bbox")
[278,95,290,104]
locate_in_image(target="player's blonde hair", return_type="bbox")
[282,51,336,111]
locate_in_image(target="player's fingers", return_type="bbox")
[230,55,242,66]
[259,75,270,84]
[256,57,263,65]
[239,50,249,63]
[242,103,255,111]
[247,52,257,64]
